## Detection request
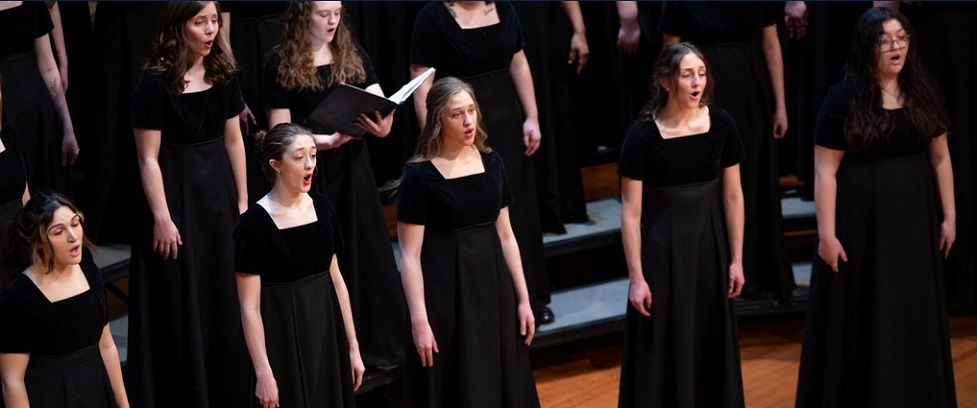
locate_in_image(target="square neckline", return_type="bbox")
[442,2,502,31]
[255,198,320,231]
[655,107,714,140]
[22,269,92,304]
[426,152,487,180]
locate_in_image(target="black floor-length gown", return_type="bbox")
[617,108,745,408]
[235,193,356,408]
[0,125,31,253]
[263,49,408,368]
[796,84,957,408]
[410,1,550,310]
[0,2,69,194]
[128,71,250,408]
[398,151,540,408]
[0,252,116,407]
[661,1,794,301]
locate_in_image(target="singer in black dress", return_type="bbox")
[128,3,249,407]
[398,77,539,408]
[263,1,406,368]
[410,0,551,324]
[617,44,745,408]
[797,8,956,408]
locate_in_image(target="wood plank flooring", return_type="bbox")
[533,312,977,407]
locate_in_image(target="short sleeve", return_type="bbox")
[357,44,379,87]
[659,2,690,36]
[717,110,746,167]
[496,154,513,208]
[227,75,245,119]
[409,6,443,68]
[505,3,525,52]
[262,53,289,109]
[617,121,650,180]
[316,193,346,253]
[131,71,167,130]
[397,164,429,225]
[234,211,264,275]
[32,2,54,40]
[813,84,849,151]
[0,288,33,353]
[80,250,109,325]
[762,2,783,27]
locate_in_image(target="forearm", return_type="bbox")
[930,137,956,221]
[621,213,644,282]
[137,159,172,222]
[99,341,129,407]
[330,263,359,352]
[40,60,74,135]
[49,2,68,76]
[762,26,787,113]
[1,380,29,408]
[223,125,249,208]
[814,173,838,239]
[499,235,532,305]
[561,2,585,35]
[400,257,430,325]
[723,190,745,264]
[616,1,638,28]
[509,53,539,121]
[410,65,433,128]
[241,308,275,378]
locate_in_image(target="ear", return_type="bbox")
[269,159,282,174]
[659,77,671,93]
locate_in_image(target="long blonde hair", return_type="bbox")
[272,2,366,92]
[408,77,491,163]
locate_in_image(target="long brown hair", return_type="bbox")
[272,2,366,92]
[1,192,94,287]
[145,1,238,94]
[842,7,946,152]
[408,77,491,163]
[637,42,713,121]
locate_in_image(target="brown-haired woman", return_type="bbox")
[398,77,539,407]
[128,2,250,406]
[236,123,363,408]
[262,1,407,368]
[0,192,128,407]
[618,42,746,408]
[797,7,956,407]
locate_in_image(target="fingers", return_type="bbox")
[577,51,589,74]
[630,298,651,317]
[523,318,535,346]
[523,134,539,156]
[61,149,67,166]
[352,367,363,391]
[728,275,744,298]
[170,240,179,260]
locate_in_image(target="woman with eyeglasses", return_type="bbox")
[796,7,956,407]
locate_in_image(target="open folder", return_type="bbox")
[304,67,436,138]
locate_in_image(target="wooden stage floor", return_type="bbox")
[532,311,977,407]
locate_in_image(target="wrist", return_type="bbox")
[255,368,274,380]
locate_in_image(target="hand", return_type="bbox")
[568,31,590,74]
[940,218,956,259]
[617,21,640,56]
[153,217,183,260]
[349,347,365,391]
[254,372,279,408]
[628,278,652,317]
[772,107,788,139]
[61,131,80,166]
[784,1,809,40]
[817,235,848,273]
[411,321,439,368]
[727,262,745,298]
[239,104,257,137]
[355,109,395,137]
[314,132,353,151]
[517,301,536,346]
[522,117,541,156]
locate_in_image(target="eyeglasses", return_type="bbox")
[878,34,911,49]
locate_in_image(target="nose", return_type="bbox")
[305,156,314,168]
[205,20,216,34]
[66,228,78,242]
[463,112,473,125]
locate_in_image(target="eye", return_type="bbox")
[52,227,64,236]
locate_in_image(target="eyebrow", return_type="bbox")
[47,215,80,231]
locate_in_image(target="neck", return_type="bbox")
[440,142,472,161]
[33,261,73,281]
[659,102,700,126]
[311,40,332,61]
[268,184,303,208]
[878,76,899,93]
[455,1,483,11]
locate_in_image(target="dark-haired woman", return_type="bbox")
[236,123,363,408]
[399,76,539,408]
[263,1,407,368]
[0,1,79,193]
[128,2,249,407]
[410,0,553,325]
[796,7,956,407]
[617,43,745,408]
[0,192,128,407]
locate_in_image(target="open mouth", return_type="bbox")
[303,173,313,186]
[690,91,701,98]
[69,244,82,257]
[204,40,214,49]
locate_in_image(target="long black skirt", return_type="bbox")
[403,223,539,408]
[619,180,744,408]
[797,152,956,407]
[465,69,550,307]
[256,272,355,408]
[24,344,116,407]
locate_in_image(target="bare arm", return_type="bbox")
[0,352,30,408]
[98,325,129,408]
[721,165,745,298]
[399,221,439,366]
[621,177,651,316]
[223,116,248,213]
[134,128,182,260]
[410,64,436,129]
[328,254,364,390]
[219,11,231,51]
[21,184,30,206]
[266,108,352,151]
[47,2,68,91]
[237,273,278,408]
[509,51,541,156]
[560,1,589,73]
[495,207,535,345]
[761,24,788,139]
[35,33,78,165]
[929,134,956,258]
[616,1,640,55]
[814,145,847,271]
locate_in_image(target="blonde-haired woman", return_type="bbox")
[398,77,539,407]
[262,0,406,368]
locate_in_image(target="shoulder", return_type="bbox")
[309,192,337,215]
[80,249,104,287]
[135,69,170,94]
[236,205,269,235]
[822,82,851,114]
[709,108,738,131]
[625,119,659,139]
